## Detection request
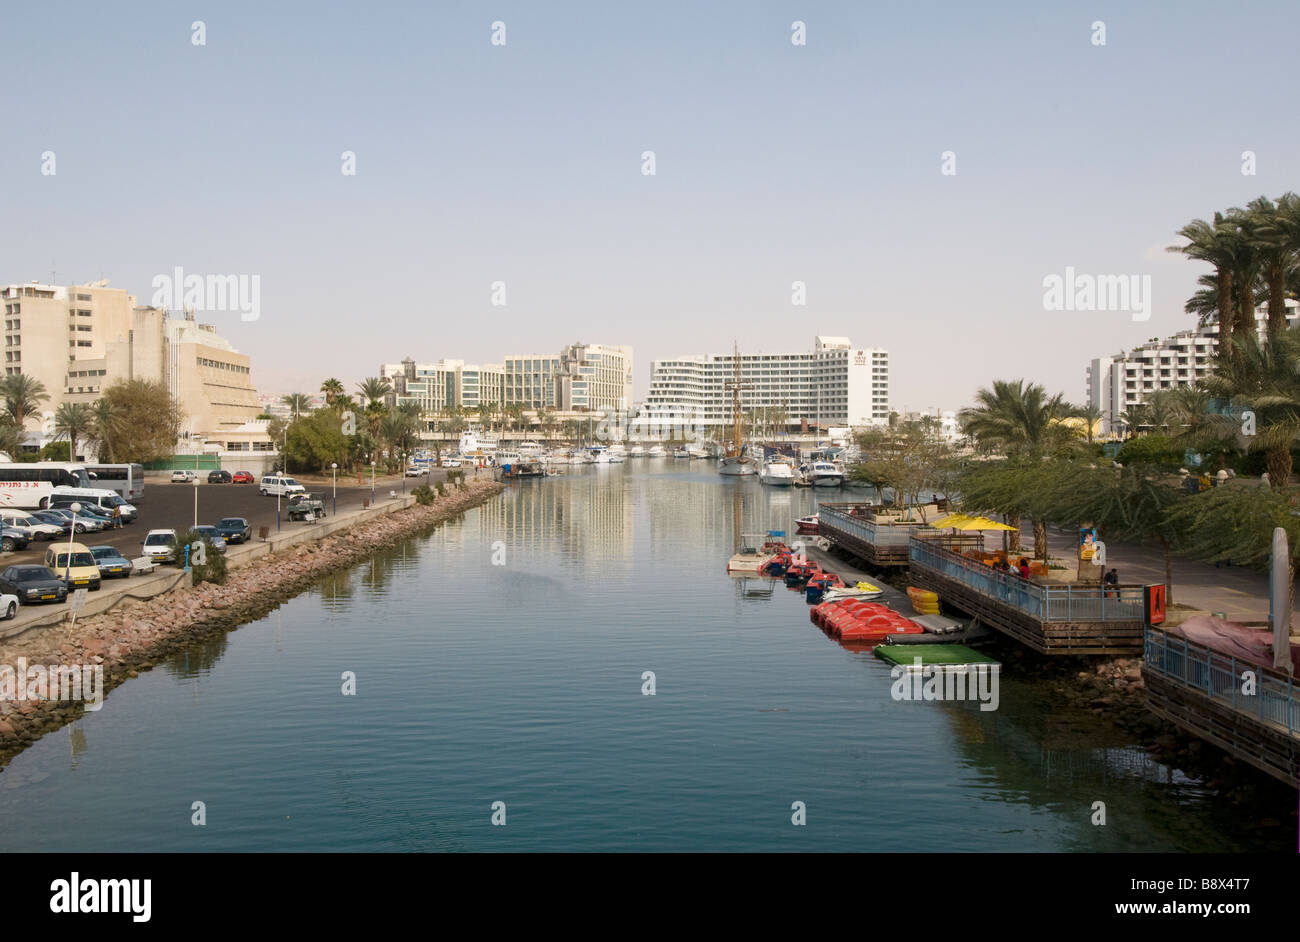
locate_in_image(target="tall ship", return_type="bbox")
[718,343,759,476]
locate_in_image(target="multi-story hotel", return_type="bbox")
[2,281,260,439]
[387,343,633,414]
[645,336,890,432]
[1086,300,1299,437]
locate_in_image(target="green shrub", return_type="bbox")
[1116,434,1184,468]
[435,482,446,498]
[175,528,229,585]
[412,484,436,505]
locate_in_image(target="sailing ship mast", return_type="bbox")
[729,342,743,457]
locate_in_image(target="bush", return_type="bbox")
[435,482,446,498]
[446,470,465,489]
[174,528,229,585]
[1116,433,1184,468]
[412,484,436,505]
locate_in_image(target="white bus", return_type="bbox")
[0,463,95,510]
[84,463,146,502]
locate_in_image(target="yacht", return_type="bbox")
[807,461,845,487]
[672,446,691,459]
[628,444,646,458]
[687,445,712,460]
[758,458,795,486]
[647,445,668,458]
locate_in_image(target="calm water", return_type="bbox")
[0,463,1282,852]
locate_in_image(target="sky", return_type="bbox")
[2,0,1297,412]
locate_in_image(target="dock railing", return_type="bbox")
[818,503,930,547]
[1144,627,1299,737]
[909,535,1145,623]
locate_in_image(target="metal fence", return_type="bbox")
[1144,628,1299,737]
[818,504,920,548]
[909,536,1145,623]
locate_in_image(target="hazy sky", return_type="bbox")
[3,1,1296,411]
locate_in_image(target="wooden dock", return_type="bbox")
[1142,627,1300,788]
[816,502,957,568]
[907,535,1146,655]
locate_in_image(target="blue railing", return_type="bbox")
[1144,628,1299,737]
[818,504,921,548]
[908,537,1145,623]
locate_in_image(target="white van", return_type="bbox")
[259,474,306,497]
[49,487,139,523]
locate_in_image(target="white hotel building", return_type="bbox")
[645,336,889,433]
[1086,300,1299,437]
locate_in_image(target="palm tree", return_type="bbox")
[1070,402,1103,445]
[53,402,93,461]
[1169,214,1241,352]
[357,377,391,408]
[281,393,312,418]
[960,380,1076,559]
[1200,328,1300,487]
[1,374,49,431]
[1252,192,1300,338]
[320,377,345,407]
[86,399,123,462]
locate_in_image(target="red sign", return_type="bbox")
[1144,584,1166,625]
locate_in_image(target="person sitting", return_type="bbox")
[1017,558,1031,579]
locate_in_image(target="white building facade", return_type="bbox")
[1086,301,1300,436]
[645,336,889,433]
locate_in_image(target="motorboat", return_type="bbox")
[608,449,627,463]
[822,581,885,603]
[759,459,795,486]
[647,445,668,458]
[628,445,646,457]
[806,461,845,487]
[795,514,819,534]
[672,446,691,459]
[688,445,712,459]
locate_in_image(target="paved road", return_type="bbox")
[0,466,477,570]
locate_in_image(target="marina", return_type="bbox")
[0,461,1287,852]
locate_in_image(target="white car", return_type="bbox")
[0,511,63,541]
[0,591,16,619]
[141,529,179,564]
[405,466,429,477]
[170,470,197,483]
[259,475,306,497]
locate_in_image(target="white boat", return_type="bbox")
[807,461,844,487]
[647,445,668,458]
[688,445,711,459]
[591,447,612,464]
[759,459,795,486]
[628,445,646,457]
[517,441,545,457]
[672,446,690,459]
[608,450,627,463]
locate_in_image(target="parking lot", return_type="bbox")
[0,466,468,570]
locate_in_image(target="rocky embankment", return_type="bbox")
[0,479,504,768]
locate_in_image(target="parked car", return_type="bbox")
[405,465,429,477]
[141,529,179,564]
[44,542,102,591]
[88,545,133,579]
[191,526,228,554]
[232,470,255,484]
[0,565,69,604]
[48,492,135,524]
[30,510,74,536]
[49,499,116,529]
[170,470,198,483]
[0,510,63,541]
[38,508,103,534]
[207,469,232,484]
[260,474,306,497]
[286,493,326,522]
[216,517,252,543]
[1,528,29,553]
[0,591,16,619]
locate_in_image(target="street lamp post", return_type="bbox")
[370,460,376,501]
[331,462,338,517]
[66,502,81,585]
[193,477,200,529]
[400,451,406,495]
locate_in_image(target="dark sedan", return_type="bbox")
[88,545,133,579]
[1,528,30,553]
[0,565,69,604]
[208,470,232,484]
[216,517,252,543]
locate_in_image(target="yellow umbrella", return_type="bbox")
[950,515,1018,531]
[928,513,971,528]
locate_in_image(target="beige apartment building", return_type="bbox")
[2,281,260,443]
